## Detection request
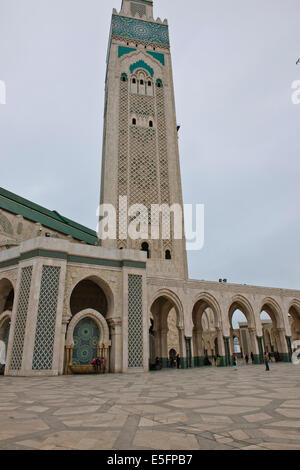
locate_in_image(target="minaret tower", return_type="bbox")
[100,0,188,279]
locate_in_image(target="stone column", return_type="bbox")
[277,328,289,361]
[248,327,260,363]
[160,328,169,368]
[59,315,70,375]
[107,318,122,373]
[216,328,227,366]
[193,329,204,366]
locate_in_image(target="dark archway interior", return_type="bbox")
[70,280,108,317]
[4,289,14,311]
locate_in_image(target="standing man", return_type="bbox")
[176,354,181,369]
[264,352,270,371]
[251,352,254,364]
[245,354,249,365]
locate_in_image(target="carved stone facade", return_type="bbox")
[0,0,299,376]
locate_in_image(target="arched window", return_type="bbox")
[156,79,163,88]
[140,79,144,85]
[132,78,136,84]
[148,81,152,87]
[141,242,150,259]
[132,118,136,125]
[149,120,153,128]
[120,73,128,82]
[165,250,171,260]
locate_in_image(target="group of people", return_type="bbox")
[169,354,181,369]
[91,357,105,374]
[232,351,277,371]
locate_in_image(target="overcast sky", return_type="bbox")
[1,0,300,293]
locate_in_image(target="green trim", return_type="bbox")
[20,249,68,262]
[218,356,227,367]
[0,187,98,245]
[161,357,168,368]
[133,0,153,5]
[0,257,19,269]
[123,260,146,269]
[118,46,136,58]
[193,356,204,367]
[253,354,261,365]
[146,51,165,65]
[130,60,154,77]
[280,353,291,363]
[0,249,146,270]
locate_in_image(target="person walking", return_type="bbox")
[251,352,254,364]
[232,355,238,370]
[176,354,181,369]
[264,352,270,371]
[213,355,217,366]
[245,354,249,365]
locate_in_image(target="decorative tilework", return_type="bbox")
[10,266,32,370]
[131,2,146,18]
[72,317,99,365]
[118,46,136,58]
[111,15,169,47]
[128,275,143,368]
[130,60,154,77]
[32,266,60,370]
[0,214,13,235]
[147,51,165,66]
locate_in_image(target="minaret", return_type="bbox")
[100,0,188,279]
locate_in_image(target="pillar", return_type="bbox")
[107,318,122,373]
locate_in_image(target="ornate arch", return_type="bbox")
[66,309,111,348]
[149,288,184,328]
[68,275,114,318]
[260,297,284,329]
[191,292,222,328]
[228,294,256,329]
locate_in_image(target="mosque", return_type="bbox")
[0,0,299,376]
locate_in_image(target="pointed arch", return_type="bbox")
[66,309,111,348]
[260,297,284,329]
[228,294,256,329]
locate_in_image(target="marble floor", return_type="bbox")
[0,362,299,450]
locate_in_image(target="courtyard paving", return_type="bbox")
[0,362,299,450]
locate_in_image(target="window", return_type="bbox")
[156,79,163,88]
[132,78,136,84]
[140,79,144,85]
[149,121,153,128]
[148,81,152,87]
[132,118,136,125]
[141,242,150,259]
[165,250,171,260]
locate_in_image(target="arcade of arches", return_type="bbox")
[0,239,299,376]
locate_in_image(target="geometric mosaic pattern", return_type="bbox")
[111,15,169,47]
[156,85,172,253]
[130,2,146,18]
[128,275,143,368]
[10,266,33,370]
[72,317,100,365]
[117,80,129,249]
[117,65,172,256]
[0,213,13,235]
[32,266,60,370]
